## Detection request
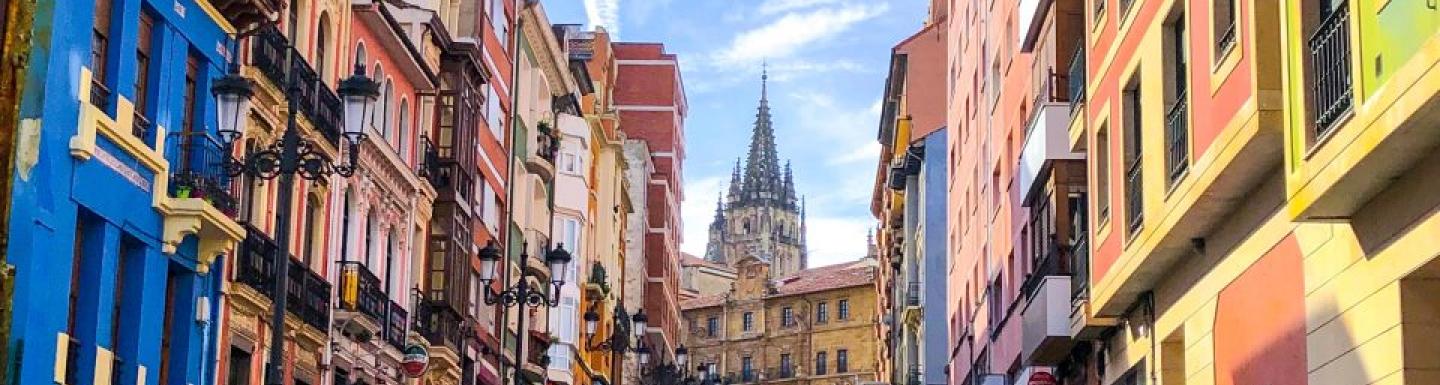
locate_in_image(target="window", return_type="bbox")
[227,347,252,385]
[836,349,849,373]
[341,189,354,263]
[838,299,850,320]
[1095,125,1110,221]
[816,302,828,323]
[706,316,718,337]
[782,306,794,327]
[382,79,395,142]
[489,0,508,46]
[485,85,504,139]
[561,152,581,174]
[742,356,754,381]
[370,65,385,131]
[1122,78,1143,235]
[317,13,332,82]
[90,0,115,109]
[815,352,828,375]
[354,42,367,72]
[1165,12,1190,184]
[303,195,322,266]
[1213,0,1236,55]
[182,53,200,135]
[987,278,1002,335]
[743,312,754,331]
[398,99,411,158]
[1308,0,1352,138]
[480,176,500,234]
[158,266,180,385]
[134,10,155,139]
[780,354,793,377]
[365,210,378,267]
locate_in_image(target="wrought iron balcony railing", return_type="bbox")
[419,134,441,188]
[1165,92,1189,184]
[249,24,342,145]
[416,299,464,351]
[1020,239,1069,300]
[89,79,111,111]
[236,224,330,331]
[1308,1,1352,137]
[1070,234,1090,301]
[1069,46,1086,110]
[386,299,408,350]
[906,280,921,307]
[338,261,386,324]
[165,131,239,216]
[1125,157,1144,235]
[133,113,152,144]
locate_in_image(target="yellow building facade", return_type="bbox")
[681,258,881,385]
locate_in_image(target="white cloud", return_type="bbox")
[710,3,889,67]
[827,142,879,165]
[679,175,726,257]
[756,0,846,16]
[583,0,621,38]
[805,215,874,267]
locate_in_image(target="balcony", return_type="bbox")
[905,280,921,307]
[1165,93,1190,184]
[249,25,342,145]
[416,299,464,353]
[1018,101,1081,203]
[767,367,796,380]
[165,131,239,217]
[1020,242,1074,365]
[385,299,408,350]
[524,121,559,180]
[235,226,331,331]
[419,134,442,189]
[337,261,386,333]
[1068,47,1085,111]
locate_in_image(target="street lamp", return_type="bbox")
[477,239,573,385]
[214,36,377,385]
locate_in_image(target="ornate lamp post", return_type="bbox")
[213,44,378,384]
[477,240,573,385]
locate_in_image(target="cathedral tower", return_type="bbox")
[703,68,808,277]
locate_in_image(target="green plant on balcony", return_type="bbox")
[588,261,611,295]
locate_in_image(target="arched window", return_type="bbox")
[353,42,367,73]
[397,98,409,156]
[385,230,397,293]
[317,12,331,82]
[370,64,385,132]
[381,78,394,140]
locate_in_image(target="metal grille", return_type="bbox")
[1165,92,1189,183]
[1308,1,1352,137]
[1125,157,1143,235]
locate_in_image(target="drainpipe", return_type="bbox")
[0,0,38,379]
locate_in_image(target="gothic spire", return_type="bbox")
[742,66,782,202]
[711,193,725,229]
[728,159,743,199]
[783,160,795,205]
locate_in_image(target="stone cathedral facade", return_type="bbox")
[704,71,809,278]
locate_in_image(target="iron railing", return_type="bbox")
[337,261,386,324]
[1125,157,1143,235]
[535,122,560,163]
[1165,92,1189,184]
[906,280,921,306]
[132,113,152,144]
[249,24,342,145]
[1070,234,1090,301]
[741,370,757,383]
[1020,238,1068,300]
[89,79,111,110]
[386,299,408,350]
[1309,1,1352,137]
[419,134,441,187]
[1033,68,1070,107]
[768,367,795,379]
[165,131,239,216]
[236,224,330,331]
[416,299,464,351]
[431,159,474,203]
[1069,46,1086,110]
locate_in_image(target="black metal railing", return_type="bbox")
[741,370,757,383]
[1125,158,1144,235]
[416,300,463,351]
[287,259,332,331]
[132,113,152,144]
[250,24,342,145]
[90,79,111,110]
[432,160,474,203]
[1033,68,1070,107]
[165,131,239,217]
[1216,24,1237,54]
[236,224,330,331]
[1165,92,1189,183]
[768,367,795,379]
[1309,1,1352,137]
[1069,46,1086,110]
[337,261,386,324]
[535,122,559,163]
[1070,234,1090,301]
[906,280,921,306]
[1021,239,1068,300]
[386,299,408,350]
[419,134,441,187]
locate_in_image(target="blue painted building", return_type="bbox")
[918,130,947,385]
[7,0,247,383]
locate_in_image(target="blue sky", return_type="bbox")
[544,0,930,267]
